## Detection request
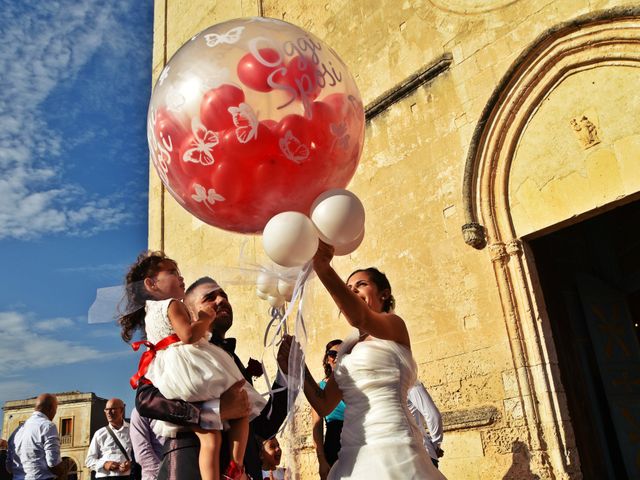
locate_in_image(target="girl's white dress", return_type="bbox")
[328,334,447,479]
[144,298,267,437]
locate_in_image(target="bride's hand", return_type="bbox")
[313,240,334,271]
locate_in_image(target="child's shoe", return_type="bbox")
[223,460,249,480]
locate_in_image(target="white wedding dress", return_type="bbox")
[328,334,447,480]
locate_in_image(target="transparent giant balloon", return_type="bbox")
[147,17,365,233]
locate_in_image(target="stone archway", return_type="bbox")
[62,456,79,480]
[461,8,640,479]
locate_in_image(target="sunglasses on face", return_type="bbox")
[326,350,338,359]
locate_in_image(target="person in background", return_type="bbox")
[311,339,346,479]
[130,408,165,480]
[86,398,133,478]
[6,393,68,480]
[259,437,287,480]
[0,438,10,480]
[407,381,445,468]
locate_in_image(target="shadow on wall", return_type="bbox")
[502,441,540,480]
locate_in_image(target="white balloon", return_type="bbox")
[334,227,365,256]
[256,287,269,300]
[268,295,286,307]
[262,212,319,267]
[311,189,365,246]
[257,271,279,296]
[277,279,295,301]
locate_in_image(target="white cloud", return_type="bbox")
[0,379,39,403]
[0,311,100,370]
[33,317,75,332]
[56,262,128,275]
[0,1,146,240]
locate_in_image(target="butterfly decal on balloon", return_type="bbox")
[182,118,220,166]
[204,27,245,48]
[279,130,309,164]
[330,122,350,150]
[228,103,259,144]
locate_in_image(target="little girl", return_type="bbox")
[119,251,266,480]
[260,437,288,480]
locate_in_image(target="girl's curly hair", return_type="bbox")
[119,251,175,342]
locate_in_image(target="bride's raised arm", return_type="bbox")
[312,241,411,348]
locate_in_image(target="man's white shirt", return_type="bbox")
[407,382,444,460]
[85,422,132,477]
[6,411,61,480]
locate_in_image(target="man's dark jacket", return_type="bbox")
[0,449,10,480]
[136,337,288,480]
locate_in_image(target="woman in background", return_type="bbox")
[311,339,346,479]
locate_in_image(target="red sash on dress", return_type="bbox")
[129,334,181,389]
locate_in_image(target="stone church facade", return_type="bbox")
[148,1,640,478]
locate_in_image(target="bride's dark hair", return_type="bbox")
[347,267,396,313]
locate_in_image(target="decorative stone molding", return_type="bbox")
[461,7,640,248]
[488,242,508,263]
[365,54,452,121]
[570,115,600,149]
[459,8,640,478]
[442,406,500,431]
[462,222,487,249]
[505,239,522,256]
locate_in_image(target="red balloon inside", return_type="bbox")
[237,48,285,93]
[284,55,322,102]
[200,85,245,132]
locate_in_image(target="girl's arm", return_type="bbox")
[168,300,212,344]
[312,242,411,347]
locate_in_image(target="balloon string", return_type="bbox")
[260,306,288,419]
[280,262,313,434]
[257,261,313,432]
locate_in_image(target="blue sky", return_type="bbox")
[0,0,153,424]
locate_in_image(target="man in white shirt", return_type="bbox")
[407,382,445,468]
[86,398,133,478]
[6,393,68,480]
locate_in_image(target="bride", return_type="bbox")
[289,241,447,479]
